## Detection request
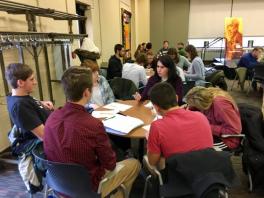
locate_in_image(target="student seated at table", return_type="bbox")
[185,86,242,150]
[44,66,141,198]
[134,55,183,105]
[184,45,206,86]
[122,53,148,88]
[81,59,115,109]
[5,63,54,192]
[146,82,213,168]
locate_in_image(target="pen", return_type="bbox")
[103,115,115,121]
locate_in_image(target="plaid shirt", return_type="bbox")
[90,75,115,105]
[44,102,116,191]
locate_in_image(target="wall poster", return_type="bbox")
[121,8,132,51]
[225,17,243,60]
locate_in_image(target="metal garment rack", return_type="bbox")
[0,0,87,102]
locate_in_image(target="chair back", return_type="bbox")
[183,80,195,96]
[109,77,138,100]
[32,143,100,198]
[160,148,237,198]
[238,103,264,152]
[254,63,264,82]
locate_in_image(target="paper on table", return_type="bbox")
[92,110,119,118]
[144,101,153,109]
[104,102,132,112]
[103,114,144,135]
[143,125,150,131]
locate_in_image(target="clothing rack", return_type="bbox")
[0,0,88,102]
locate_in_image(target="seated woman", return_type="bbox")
[81,60,115,109]
[185,86,242,150]
[134,55,183,105]
[167,47,190,71]
[184,45,206,86]
[167,47,186,82]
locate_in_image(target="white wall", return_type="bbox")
[189,0,264,38]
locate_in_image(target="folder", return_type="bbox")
[103,114,144,135]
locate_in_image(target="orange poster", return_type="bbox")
[121,9,131,50]
[225,17,243,60]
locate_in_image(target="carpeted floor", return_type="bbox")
[0,78,263,198]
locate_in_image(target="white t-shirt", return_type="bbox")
[122,63,147,88]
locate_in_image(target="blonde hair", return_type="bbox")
[185,86,237,110]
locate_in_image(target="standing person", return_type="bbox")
[134,55,183,105]
[185,86,242,150]
[81,60,115,109]
[134,44,144,59]
[5,63,54,192]
[107,44,125,80]
[122,53,148,88]
[44,66,141,198]
[184,45,206,86]
[147,83,213,167]
[158,40,169,56]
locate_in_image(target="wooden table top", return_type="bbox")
[97,100,155,139]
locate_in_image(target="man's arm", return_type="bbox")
[31,124,45,140]
[147,152,161,166]
[95,123,116,171]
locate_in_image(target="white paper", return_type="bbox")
[103,102,132,112]
[144,101,153,109]
[92,110,119,118]
[103,114,144,134]
[143,125,150,131]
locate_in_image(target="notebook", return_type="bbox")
[102,114,144,135]
[103,102,132,112]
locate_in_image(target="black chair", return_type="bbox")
[183,80,195,97]
[253,63,264,83]
[109,77,138,100]
[32,143,128,198]
[143,149,238,198]
[238,103,264,192]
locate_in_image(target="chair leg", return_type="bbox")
[43,184,48,198]
[120,184,128,198]
[248,170,253,192]
[230,74,238,91]
[142,175,152,198]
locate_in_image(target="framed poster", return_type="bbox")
[225,17,243,60]
[121,8,132,50]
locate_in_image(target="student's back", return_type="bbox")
[148,108,213,158]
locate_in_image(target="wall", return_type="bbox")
[0,0,150,151]
[150,0,190,52]
[135,0,150,46]
[189,0,264,38]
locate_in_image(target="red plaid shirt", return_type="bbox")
[44,102,116,191]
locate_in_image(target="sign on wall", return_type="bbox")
[225,17,243,60]
[121,8,132,50]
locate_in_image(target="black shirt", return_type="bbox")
[107,55,123,80]
[7,95,51,142]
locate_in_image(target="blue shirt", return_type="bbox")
[238,53,258,69]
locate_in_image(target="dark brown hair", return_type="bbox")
[167,48,180,64]
[185,44,198,61]
[5,63,33,89]
[61,66,93,102]
[136,53,148,66]
[81,59,99,72]
[150,82,178,110]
